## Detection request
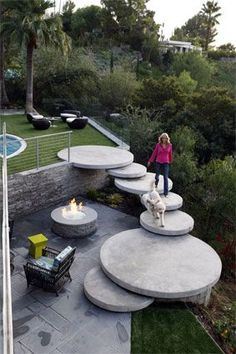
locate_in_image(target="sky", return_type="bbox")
[55,0,236,47]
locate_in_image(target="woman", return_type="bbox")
[147,133,172,197]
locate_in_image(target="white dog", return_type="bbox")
[141,182,166,227]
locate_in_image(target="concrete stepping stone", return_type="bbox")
[115,172,173,195]
[58,145,133,169]
[107,163,147,178]
[84,267,154,312]
[140,192,183,211]
[100,228,222,300]
[140,210,194,236]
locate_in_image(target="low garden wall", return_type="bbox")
[0,162,109,219]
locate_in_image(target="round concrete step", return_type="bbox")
[140,192,183,211]
[58,145,133,169]
[100,228,222,299]
[115,172,173,195]
[140,210,194,236]
[84,267,154,312]
[107,163,147,178]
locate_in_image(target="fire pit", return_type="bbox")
[51,199,97,238]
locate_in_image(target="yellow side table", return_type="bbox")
[28,234,48,259]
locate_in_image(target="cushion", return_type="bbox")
[32,114,44,119]
[66,118,76,123]
[29,256,54,271]
[61,113,77,118]
[52,246,73,271]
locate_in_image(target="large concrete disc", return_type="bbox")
[100,228,222,298]
[58,145,134,169]
[115,172,173,195]
[140,192,183,211]
[107,163,147,178]
[140,210,194,236]
[84,267,154,312]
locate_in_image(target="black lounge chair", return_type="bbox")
[63,110,81,117]
[24,246,76,296]
[32,118,51,130]
[66,117,88,129]
[27,112,44,123]
[60,113,77,123]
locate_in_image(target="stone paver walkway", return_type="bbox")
[6,199,139,354]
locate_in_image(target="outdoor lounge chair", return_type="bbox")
[66,117,88,129]
[32,118,51,130]
[24,246,76,295]
[27,112,44,123]
[63,110,81,117]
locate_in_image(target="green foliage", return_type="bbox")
[33,47,99,113]
[171,52,215,87]
[136,76,186,110]
[125,106,162,165]
[171,127,198,194]
[200,1,221,51]
[170,14,205,47]
[208,49,236,60]
[177,70,198,95]
[192,86,235,161]
[101,0,159,53]
[211,61,236,95]
[106,193,124,207]
[99,69,139,110]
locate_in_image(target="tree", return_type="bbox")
[171,52,214,87]
[218,43,235,51]
[171,1,221,50]
[200,1,221,51]
[101,0,159,51]
[171,14,205,47]
[61,0,75,35]
[1,0,70,112]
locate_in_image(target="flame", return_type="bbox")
[69,198,83,213]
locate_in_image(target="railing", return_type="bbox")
[91,115,130,147]
[1,122,14,354]
[1,131,72,175]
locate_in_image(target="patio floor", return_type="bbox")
[8,199,139,354]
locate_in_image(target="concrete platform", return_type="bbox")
[58,145,134,169]
[107,163,147,178]
[84,267,154,312]
[140,210,194,236]
[100,228,222,299]
[115,172,173,195]
[140,192,183,211]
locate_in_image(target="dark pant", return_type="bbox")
[154,162,169,196]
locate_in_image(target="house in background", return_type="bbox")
[160,40,202,53]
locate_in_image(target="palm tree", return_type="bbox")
[1,0,70,112]
[200,1,221,51]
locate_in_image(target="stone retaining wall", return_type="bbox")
[0,162,109,219]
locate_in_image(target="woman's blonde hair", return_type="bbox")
[158,133,170,144]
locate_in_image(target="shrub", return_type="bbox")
[125,106,162,165]
[99,69,139,111]
[136,76,186,110]
[171,52,215,87]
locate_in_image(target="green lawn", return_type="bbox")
[0,114,115,175]
[131,303,222,354]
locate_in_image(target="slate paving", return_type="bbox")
[7,198,139,354]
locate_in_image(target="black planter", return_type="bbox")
[32,118,51,130]
[66,117,88,129]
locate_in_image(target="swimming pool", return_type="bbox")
[0,134,27,158]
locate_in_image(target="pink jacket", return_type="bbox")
[148,143,173,164]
